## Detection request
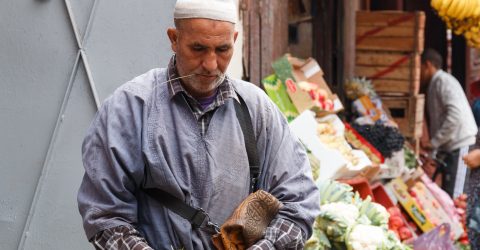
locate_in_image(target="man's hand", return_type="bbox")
[463,149,480,169]
[420,153,437,177]
[421,141,434,151]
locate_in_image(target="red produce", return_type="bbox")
[389,216,404,229]
[387,206,402,217]
[459,238,469,245]
[398,226,413,240]
[409,189,417,197]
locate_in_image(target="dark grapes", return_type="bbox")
[351,122,405,158]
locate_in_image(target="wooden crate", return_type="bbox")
[356,11,425,53]
[381,94,424,138]
[355,51,420,96]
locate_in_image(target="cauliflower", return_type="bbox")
[321,202,359,226]
[316,202,359,242]
[346,224,386,250]
[357,196,389,228]
[317,179,354,205]
[311,183,410,250]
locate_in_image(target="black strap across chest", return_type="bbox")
[143,92,260,231]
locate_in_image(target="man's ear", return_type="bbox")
[425,60,431,68]
[167,28,178,52]
[233,31,239,43]
[426,60,436,70]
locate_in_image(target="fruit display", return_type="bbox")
[298,81,335,112]
[344,77,378,100]
[344,123,385,164]
[431,0,480,47]
[317,122,360,167]
[351,122,405,158]
[352,96,391,125]
[454,194,469,246]
[387,206,415,242]
[408,181,465,239]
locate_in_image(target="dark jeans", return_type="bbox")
[436,149,463,197]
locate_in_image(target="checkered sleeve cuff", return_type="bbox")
[92,225,153,250]
[247,218,305,250]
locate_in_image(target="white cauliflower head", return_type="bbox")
[320,202,359,226]
[346,224,386,250]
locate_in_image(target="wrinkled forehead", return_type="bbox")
[175,18,236,39]
[175,18,234,29]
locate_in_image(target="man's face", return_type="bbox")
[167,19,238,98]
[420,61,433,86]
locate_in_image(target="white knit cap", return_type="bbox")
[174,0,237,24]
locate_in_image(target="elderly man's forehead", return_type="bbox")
[174,18,235,30]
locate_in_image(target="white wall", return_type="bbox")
[227,14,244,79]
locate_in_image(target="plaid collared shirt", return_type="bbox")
[166,56,239,136]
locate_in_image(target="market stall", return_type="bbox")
[262,10,469,246]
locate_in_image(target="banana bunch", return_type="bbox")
[431,0,480,47]
[432,0,480,19]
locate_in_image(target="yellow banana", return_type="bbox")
[462,0,473,18]
[445,0,460,17]
[453,0,467,19]
[471,26,479,33]
[474,0,480,17]
[431,0,443,10]
[439,0,455,15]
[458,0,469,18]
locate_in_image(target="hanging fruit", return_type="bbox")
[431,0,480,47]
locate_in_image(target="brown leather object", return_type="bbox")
[211,190,283,250]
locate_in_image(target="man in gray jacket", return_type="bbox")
[77,0,320,249]
[421,48,478,198]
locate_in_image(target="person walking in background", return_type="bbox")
[420,48,477,198]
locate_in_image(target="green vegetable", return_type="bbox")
[305,227,331,250]
[357,196,389,228]
[317,179,354,205]
[403,145,417,169]
[310,180,412,250]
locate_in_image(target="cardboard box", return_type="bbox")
[375,149,405,180]
[289,111,371,181]
[386,178,435,233]
[262,74,299,122]
[272,54,343,114]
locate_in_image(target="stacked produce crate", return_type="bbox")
[355,11,426,151]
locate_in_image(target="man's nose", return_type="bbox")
[202,52,218,72]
